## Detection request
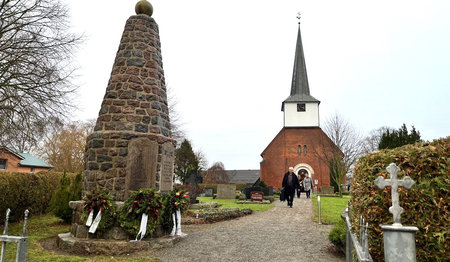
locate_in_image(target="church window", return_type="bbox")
[304,145,307,154]
[297,103,306,112]
[0,159,6,170]
[298,145,302,154]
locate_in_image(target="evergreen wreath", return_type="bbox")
[160,188,190,233]
[81,190,115,233]
[166,188,190,214]
[119,188,163,238]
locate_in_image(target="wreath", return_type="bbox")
[166,189,190,214]
[119,188,163,238]
[81,190,115,233]
[159,189,190,232]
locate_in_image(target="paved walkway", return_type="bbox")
[147,198,344,262]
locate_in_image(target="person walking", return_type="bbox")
[303,173,313,199]
[297,175,304,198]
[282,167,299,208]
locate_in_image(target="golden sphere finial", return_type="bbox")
[135,0,153,16]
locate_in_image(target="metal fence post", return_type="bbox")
[1,209,11,262]
[318,196,321,225]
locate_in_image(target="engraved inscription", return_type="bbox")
[160,143,175,192]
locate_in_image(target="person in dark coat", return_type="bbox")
[282,167,299,208]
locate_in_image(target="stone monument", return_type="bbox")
[374,163,418,262]
[82,0,175,201]
[59,2,179,254]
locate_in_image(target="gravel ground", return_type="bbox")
[147,198,344,262]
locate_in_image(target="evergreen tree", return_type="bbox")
[175,139,200,183]
[47,172,82,223]
[378,124,421,149]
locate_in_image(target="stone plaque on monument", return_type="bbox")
[217,184,236,199]
[159,142,175,192]
[125,138,158,197]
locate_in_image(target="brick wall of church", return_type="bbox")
[260,127,334,189]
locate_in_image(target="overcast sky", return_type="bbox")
[66,0,450,170]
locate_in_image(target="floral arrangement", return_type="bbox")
[159,188,190,233]
[166,189,190,214]
[81,190,115,233]
[119,188,163,237]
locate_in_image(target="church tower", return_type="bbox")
[260,17,336,190]
[282,21,320,127]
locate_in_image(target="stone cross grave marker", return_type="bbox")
[374,163,415,226]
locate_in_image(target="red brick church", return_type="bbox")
[260,20,337,190]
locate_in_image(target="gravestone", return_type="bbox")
[204,188,214,197]
[262,187,273,196]
[244,186,261,199]
[187,170,201,204]
[251,191,264,202]
[159,142,175,192]
[217,184,236,199]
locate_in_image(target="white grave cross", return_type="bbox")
[374,163,415,226]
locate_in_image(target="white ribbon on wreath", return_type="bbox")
[131,213,148,242]
[85,210,94,227]
[88,210,102,233]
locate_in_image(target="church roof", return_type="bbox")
[282,21,319,111]
[226,169,260,185]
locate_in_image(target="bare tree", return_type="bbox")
[0,0,82,151]
[315,113,364,196]
[361,126,390,154]
[203,162,229,184]
[166,85,186,145]
[39,119,95,172]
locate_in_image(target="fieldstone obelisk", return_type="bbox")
[83,1,175,201]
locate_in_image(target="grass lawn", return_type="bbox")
[196,197,275,212]
[0,214,158,262]
[311,194,350,225]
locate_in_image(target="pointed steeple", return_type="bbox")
[282,18,319,111]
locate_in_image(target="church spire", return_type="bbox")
[282,15,319,111]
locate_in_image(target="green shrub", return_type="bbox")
[198,183,247,193]
[351,137,449,261]
[194,208,252,223]
[255,180,267,188]
[0,171,66,224]
[328,219,346,253]
[263,196,274,203]
[47,172,83,223]
[234,183,247,192]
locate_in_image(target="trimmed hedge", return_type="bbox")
[0,171,72,224]
[198,183,247,193]
[351,137,449,261]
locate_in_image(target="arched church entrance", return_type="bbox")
[293,163,316,194]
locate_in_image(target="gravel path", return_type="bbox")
[147,198,344,262]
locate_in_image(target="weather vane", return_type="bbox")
[297,12,301,23]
